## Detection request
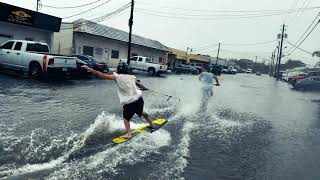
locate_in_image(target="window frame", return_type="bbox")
[14,42,23,51]
[1,41,15,50]
[111,50,120,59]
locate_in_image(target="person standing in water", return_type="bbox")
[199,66,220,110]
[81,64,155,139]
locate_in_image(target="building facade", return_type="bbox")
[53,19,170,68]
[168,48,211,69]
[0,2,61,49]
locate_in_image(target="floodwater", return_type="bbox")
[0,73,319,179]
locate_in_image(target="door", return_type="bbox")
[11,41,23,68]
[83,46,94,56]
[104,48,109,64]
[137,57,144,70]
[130,57,138,69]
[0,41,15,68]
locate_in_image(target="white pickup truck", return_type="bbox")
[0,40,78,78]
[121,56,167,76]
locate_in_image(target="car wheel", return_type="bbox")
[29,62,43,79]
[148,68,156,76]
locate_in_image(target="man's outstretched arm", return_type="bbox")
[136,80,148,90]
[81,65,115,80]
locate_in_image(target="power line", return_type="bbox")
[136,1,320,13]
[136,10,288,20]
[284,0,301,22]
[62,0,113,19]
[287,41,313,55]
[136,8,298,17]
[287,11,320,53]
[43,0,103,9]
[193,40,276,52]
[287,16,320,55]
[60,3,131,30]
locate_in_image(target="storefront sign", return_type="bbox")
[0,2,62,32]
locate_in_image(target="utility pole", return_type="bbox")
[275,41,280,77]
[276,24,286,80]
[36,0,40,11]
[127,0,134,65]
[254,56,257,73]
[186,47,189,64]
[215,42,221,65]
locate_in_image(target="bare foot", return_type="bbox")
[148,123,156,130]
[121,134,132,139]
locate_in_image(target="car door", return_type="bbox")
[11,41,24,68]
[0,41,15,68]
[130,57,138,69]
[137,57,144,70]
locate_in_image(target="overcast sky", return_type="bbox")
[1,0,319,65]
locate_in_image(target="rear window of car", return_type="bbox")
[90,56,104,63]
[26,43,49,53]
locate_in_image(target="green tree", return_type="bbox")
[312,51,320,67]
[280,59,306,70]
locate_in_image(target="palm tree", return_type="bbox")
[312,51,320,68]
[312,51,320,57]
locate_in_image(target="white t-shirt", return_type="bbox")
[113,72,142,105]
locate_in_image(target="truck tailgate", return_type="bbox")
[51,56,77,68]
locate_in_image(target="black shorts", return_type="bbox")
[123,97,144,120]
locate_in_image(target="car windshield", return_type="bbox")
[146,58,152,63]
[89,56,104,63]
[288,72,301,76]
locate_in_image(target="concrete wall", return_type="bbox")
[74,33,167,68]
[52,23,74,55]
[0,21,53,49]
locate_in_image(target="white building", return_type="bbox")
[0,2,61,49]
[53,19,170,67]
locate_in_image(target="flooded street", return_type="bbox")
[0,73,319,179]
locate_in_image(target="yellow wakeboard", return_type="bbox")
[112,118,168,144]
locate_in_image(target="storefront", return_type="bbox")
[0,2,61,49]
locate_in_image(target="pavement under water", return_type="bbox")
[0,73,319,179]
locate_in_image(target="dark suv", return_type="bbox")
[70,55,109,73]
[211,65,223,75]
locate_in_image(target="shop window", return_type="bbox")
[25,37,34,41]
[14,42,23,50]
[111,50,119,59]
[83,46,94,56]
[0,33,12,38]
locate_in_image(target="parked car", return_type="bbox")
[211,64,222,75]
[246,69,253,73]
[0,40,78,79]
[293,76,320,90]
[284,71,303,82]
[281,72,288,81]
[70,55,109,73]
[186,63,203,73]
[222,66,237,74]
[306,71,320,77]
[256,72,262,76]
[129,56,167,76]
[174,64,199,75]
[288,72,306,84]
